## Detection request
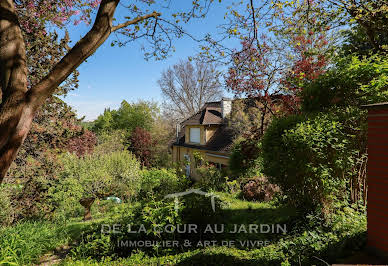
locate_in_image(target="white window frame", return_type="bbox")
[189,127,201,143]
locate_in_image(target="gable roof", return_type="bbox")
[172,95,289,154]
[182,102,223,126]
[174,125,235,154]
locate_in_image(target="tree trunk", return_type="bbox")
[79,197,95,221]
[0,0,29,182]
[0,0,118,183]
[0,0,160,183]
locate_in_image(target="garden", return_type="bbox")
[1,0,388,265]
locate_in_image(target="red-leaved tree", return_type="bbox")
[129,127,155,168]
[226,38,286,136]
[67,129,97,157]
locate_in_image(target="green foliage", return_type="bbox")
[180,193,224,227]
[0,221,70,265]
[71,199,183,259]
[150,116,174,168]
[139,168,189,200]
[92,109,115,133]
[302,55,388,113]
[342,25,388,56]
[5,98,85,222]
[92,100,158,135]
[229,138,262,178]
[93,130,128,155]
[50,151,141,221]
[63,206,366,265]
[262,107,366,213]
[194,165,228,192]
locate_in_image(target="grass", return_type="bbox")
[0,221,68,265]
[0,195,367,266]
[217,192,296,224]
[0,219,99,266]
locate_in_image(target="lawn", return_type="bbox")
[0,193,366,266]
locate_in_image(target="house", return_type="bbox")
[171,98,235,174]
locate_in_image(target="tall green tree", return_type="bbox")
[92,100,158,135]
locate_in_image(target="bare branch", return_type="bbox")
[112,11,160,32]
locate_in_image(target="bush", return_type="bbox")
[94,130,128,155]
[262,107,366,214]
[180,193,224,228]
[241,176,280,202]
[50,151,141,221]
[71,199,183,259]
[139,168,189,200]
[301,55,388,113]
[194,165,228,192]
[64,205,367,265]
[229,138,262,178]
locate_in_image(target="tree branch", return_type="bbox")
[112,11,160,32]
[29,0,161,108]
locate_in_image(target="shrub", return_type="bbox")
[50,151,141,221]
[139,168,189,200]
[5,150,64,222]
[194,165,228,192]
[71,199,183,259]
[180,193,224,228]
[67,129,97,157]
[229,138,262,178]
[241,176,281,202]
[94,130,128,155]
[129,127,156,167]
[301,55,388,113]
[63,204,367,265]
[262,107,366,214]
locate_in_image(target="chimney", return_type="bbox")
[176,123,181,142]
[221,98,232,119]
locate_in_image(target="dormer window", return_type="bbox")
[189,127,201,143]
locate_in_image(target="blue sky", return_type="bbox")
[61,2,237,121]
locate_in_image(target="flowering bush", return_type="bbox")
[242,176,280,202]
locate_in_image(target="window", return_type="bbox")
[189,128,201,143]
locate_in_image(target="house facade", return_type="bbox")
[171,98,235,173]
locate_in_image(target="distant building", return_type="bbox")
[171,98,235,175]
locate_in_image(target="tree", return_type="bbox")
[158,58,223,121]
[92,108,115,133]
[319,0,388,53]
[67,129,97,157]
[0,0,215,181]
[92,100,158,135]
[226,39,286,135]
[129,127,155,168]
[150,114,175,168]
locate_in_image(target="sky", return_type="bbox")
[61,2,237,121]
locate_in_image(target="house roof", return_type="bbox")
[182,102,223,126]
[172,95,289,154]
[174,124,235,154]
[181,95,288,126]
